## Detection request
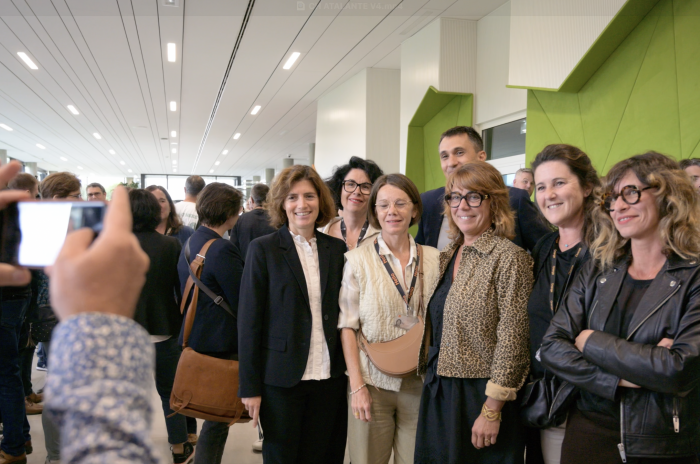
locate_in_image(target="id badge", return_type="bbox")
[395,314,419,330]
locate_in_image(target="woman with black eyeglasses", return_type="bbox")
[414,162,533,464]
[540,152,700,464]
[323,157,384,250]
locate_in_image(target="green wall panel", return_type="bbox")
[525,0,700,174]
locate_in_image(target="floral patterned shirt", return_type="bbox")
[45,313,161,464]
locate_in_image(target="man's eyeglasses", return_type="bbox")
[445,192,489,208]
[375,200,413,211]
[602,185,654,211]
[343,180,372,195]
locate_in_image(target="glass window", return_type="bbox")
[144,175,168,190]
[167,176,187,202]
[483,118,526,160]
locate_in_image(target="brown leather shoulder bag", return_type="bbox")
[169,238,251,426]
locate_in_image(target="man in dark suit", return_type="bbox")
[230,183,276,261]
[415,126,550,252]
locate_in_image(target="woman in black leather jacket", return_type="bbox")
[541,152,700,464]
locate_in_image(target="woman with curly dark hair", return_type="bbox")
[323,156,384,250]
[146,185,194,245]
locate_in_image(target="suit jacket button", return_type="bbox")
[324,314,329,321]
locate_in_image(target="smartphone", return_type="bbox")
[0,201,106,268]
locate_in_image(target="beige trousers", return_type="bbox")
[541,420,567,464]
[347,375,423,464]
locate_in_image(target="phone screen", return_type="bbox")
[17,201,106,268]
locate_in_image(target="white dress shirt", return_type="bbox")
[290,231,331,381]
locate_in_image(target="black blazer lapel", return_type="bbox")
[317,233,330,302]
[279,226,311,310]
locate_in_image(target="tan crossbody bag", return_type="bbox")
[169,238,251,426]
[357,243,425,378]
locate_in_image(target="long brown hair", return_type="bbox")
[145,185,183,234]
[266,165,336,229]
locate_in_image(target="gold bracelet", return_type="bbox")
[350,384,367,395]
[481,404,502,422]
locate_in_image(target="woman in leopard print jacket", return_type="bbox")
[414,162,533,464]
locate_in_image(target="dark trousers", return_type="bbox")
[260,376,347,464]
[0,297,31,457]
[194,420,229,464]
[154,337,188,444]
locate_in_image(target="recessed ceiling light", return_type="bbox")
[170,101,177,111]
[215,161,220,166]
[171,148,177,154]
[173,169,177,172]
[109,149,115,154]
[283,52,301,70]
[209,169,214,173]
[17,52,38,70]
[0,124,13,131]
[222,150,229,155]
[172,160,177,164]
[251,105,261,115]
[77,166,83,170]
[128,169,133,173]
[93,132,101,139]
[67,105,79,115]
[60,156,68,161]
[167,43,176,62]
[120,161,125,165]
[36,143,45,149]
[171,130,176,137]
[233,133,241,140]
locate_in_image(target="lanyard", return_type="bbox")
[374,238,420,315]
[549,237,583,314]
[340,218,369,250]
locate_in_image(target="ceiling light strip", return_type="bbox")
[191,0,256,173]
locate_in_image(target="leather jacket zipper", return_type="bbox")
[618,400,627,463]
[587,300,599,329]
[626,286,680,340]
[673,397,680,433]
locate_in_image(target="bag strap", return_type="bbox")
[181,238,234,348]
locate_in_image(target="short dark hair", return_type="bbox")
[86,182,106,194]
[250,183,270,206]
[145,185,183,234]
[197,183,243,227]
[439,126,484,153]
[185,175,206,196]
[680,158,700,170]
[8,173,38,192]
[325,156,385,210]
[40,172,81,199]
[267,165,336,229]
[129,189,161,233]
[367,174,423,230]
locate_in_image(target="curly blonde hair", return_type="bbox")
[591,151,700,269]
[444,162,515,243]
[266,165,337,229]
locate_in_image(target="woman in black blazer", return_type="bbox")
[175,183,245,464]
[129,189,193,464]
[239,165,349,464]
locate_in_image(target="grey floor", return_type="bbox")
[24,354,353,464]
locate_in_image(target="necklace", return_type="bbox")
[340,218,369,251]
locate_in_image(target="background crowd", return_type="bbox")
[1,124,700,464]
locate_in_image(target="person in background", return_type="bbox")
[238,165,348,464]
[414,161,533,464]
[541,152,700,464]
[85,183,107,202]
[0,166,35,464]
[415,126,550,252]
[8,173,39,199]
[177,183,244,464]
[513,168,535,197]
[679,158,700,193]
[525,145,600,464]
[322,157,384,250]
[230,183,275,260]
[36,171,83,464]
[339,174,440,464]
[176,176,206,230]
[129,189,193,464]
[146,185,195,247]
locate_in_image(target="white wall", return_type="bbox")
[508,0,626,89]
[399,19,440,174]
[366,68,401,174]
[315,69,368,178]
[475,1,527,129]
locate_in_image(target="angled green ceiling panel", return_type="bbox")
[525,91,564,165]
[532,90,586,151]
[673,0,700,158]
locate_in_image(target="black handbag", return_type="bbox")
[520,369,578,428]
